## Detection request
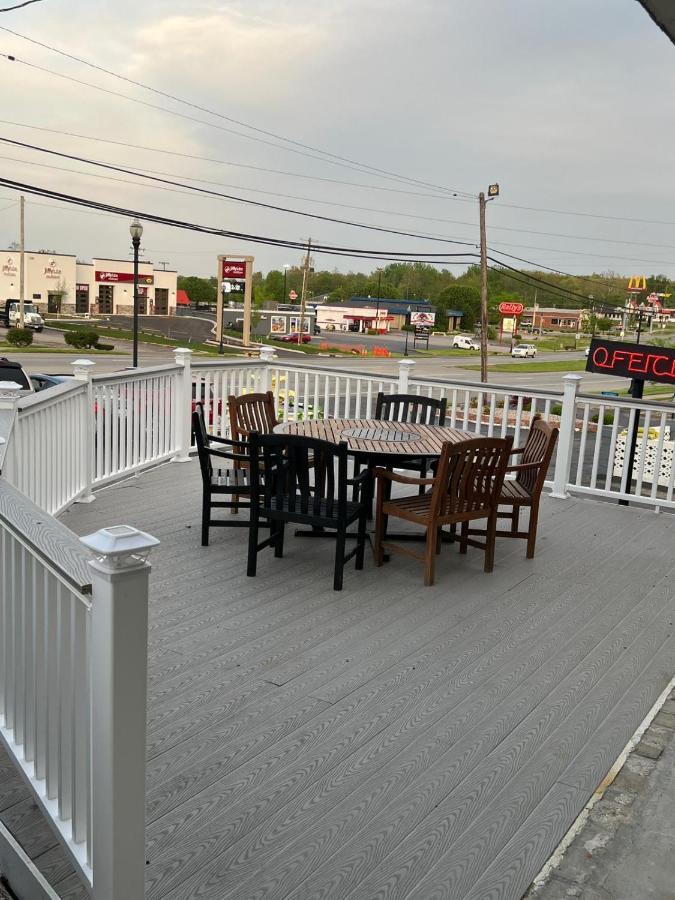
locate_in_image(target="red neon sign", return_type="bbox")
[586,338,675,385]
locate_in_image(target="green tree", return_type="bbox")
[436,284,481,330]
[177,276,216,307]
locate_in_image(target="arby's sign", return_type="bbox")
[498,301,524,316]
[586,338,675,385]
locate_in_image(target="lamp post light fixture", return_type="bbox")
[129,218,143,367]
[404,304,412,356]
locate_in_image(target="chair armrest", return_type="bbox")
[509,446,527,455]
[346,469,370,486]
[208,447,249,463]
[207,433,232,444]
[373,467,435,486]
[506,461,542,473]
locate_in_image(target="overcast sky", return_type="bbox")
[0,0,674,280]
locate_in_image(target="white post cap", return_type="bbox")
[174,347,193,364]
[259,345,276,362]
[81,525,160,572]
[72,358,96,379]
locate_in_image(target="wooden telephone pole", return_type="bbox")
[479,183,499,383]
[19,195,25,329]
[299,238,312,340]
[479,192,488,383]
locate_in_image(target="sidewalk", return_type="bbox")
[531,688,675,900]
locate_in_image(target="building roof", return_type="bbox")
[176,289,191,306]
[348,296,435,315]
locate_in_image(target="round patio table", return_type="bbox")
[275,418,472,460]
[274,418,474,547]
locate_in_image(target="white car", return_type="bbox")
[452,334,480,350]
[511,343,537,358]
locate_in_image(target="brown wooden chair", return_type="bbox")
[227,391,278,511]
[468,415,559,558]
[228,390,278,441]
[373,436,513,586]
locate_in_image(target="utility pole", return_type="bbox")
[299,237,312,341]
[479,191,489,382]
[19,195,25,329]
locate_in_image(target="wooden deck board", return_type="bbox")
[58,460,675,900]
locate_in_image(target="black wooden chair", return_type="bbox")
[353,392,448,503]
[247,432,369,591]
[192,404,261,546]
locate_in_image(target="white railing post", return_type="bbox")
[0,381,22,471]
[397,359,415,394]
[259,345,275,392]
[550,373,582,499]
[72,359,96,503]
[80,525,159,900]
[173,347,192,463]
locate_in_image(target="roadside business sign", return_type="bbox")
[96,271,153,284]
[585,338,675,386]
[289,290,298,300]
[410,311,436,326]
[221,260,247,280]
[498,301,524,316]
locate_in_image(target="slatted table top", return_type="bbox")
[276,418,473,457]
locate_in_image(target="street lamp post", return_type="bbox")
[283,264,291,302]
[129,218,143,367]
[404,304,412,356]
[219,281,231,354]
[375,268,382,334]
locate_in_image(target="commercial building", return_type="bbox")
[316,297,464,332]
[521,307,585,332]
[0,250,177,316]
[221,303,317,337]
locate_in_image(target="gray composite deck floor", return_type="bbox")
[61,461,675,900]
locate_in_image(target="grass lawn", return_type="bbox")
[0,344,119,354]
[463,359,588,373]
[48,323,243,355]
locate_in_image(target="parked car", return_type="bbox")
[281,333,311,344]
[511,344,537,358]
[30,373,74,392]
[452,335,480,350]
[0,358,34,394]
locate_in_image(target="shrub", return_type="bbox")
[96,342,115,351]
[551,403,563,416]
[7,327,33,347]
[64,328,100,349]
[591,410,615,426]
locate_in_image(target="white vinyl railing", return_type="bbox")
[2,379,91,516]
[92,364,181,486]
[0,481,157,899]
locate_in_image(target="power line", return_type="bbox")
[3,120,673,252]
[0,136,480,248]
[487,258,617,305]
[0,119,462,202]
[497,200,675,227]
[0,45,475,198]
[0,0,44,10]
[486,248,631,290]
[0,174,482,264]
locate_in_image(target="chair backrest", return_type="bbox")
[249,432,349,520]
[192,403,248,488]
[375,392,447,426]
[228,391,278,440]
[517,415,559,495]
[431,436,513,517]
